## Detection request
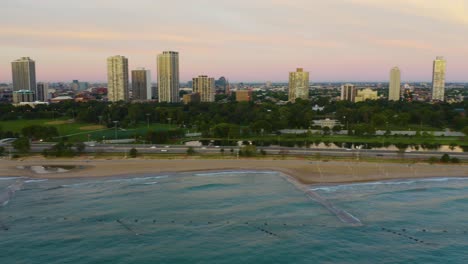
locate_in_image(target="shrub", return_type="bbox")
[440,154,451,163]
[428,157,438,164]
[129,148,138,158]
[186,147,196,155]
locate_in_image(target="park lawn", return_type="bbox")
[0,119,180,142]
[71,123,178,142]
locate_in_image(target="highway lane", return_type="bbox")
[22,143,468,160]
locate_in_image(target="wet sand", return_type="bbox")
[0,157,467,184]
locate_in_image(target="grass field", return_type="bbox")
[0,119,179,142]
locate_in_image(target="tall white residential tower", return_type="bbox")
[192,75,215,102]
[157,51,180,103]
[389,67,401,101]
[432,56,446,101]
[288,68,309,102]
[107,55,129,102]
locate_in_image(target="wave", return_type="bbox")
[0,177,24,181]
[24,179,49,183]
[187,183,238,191]
[310,177,468,193]
[143,182,159,185]
[61,175,169,188]
[194,171,275,177]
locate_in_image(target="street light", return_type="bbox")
[113,120,119,140]
[146,113,150,129]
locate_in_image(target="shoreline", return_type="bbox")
[0,157,467,184]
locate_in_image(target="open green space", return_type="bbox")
[0,119,179,142]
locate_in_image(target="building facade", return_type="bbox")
[355,88,379,102]
[183,93,201,104]
[11,57,36,92]
[389,67,401,101]
[288,68,309,102]
[13,90,35,103]
[236,90,252,102]
[192,75,215,102]
[131,68,152,100]
[157,51,180,103]
[36,82,49,102]
[432,56,446,101]
[107,55,129,102]
[340,84,356,102]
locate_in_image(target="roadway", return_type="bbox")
[17,143,468,161]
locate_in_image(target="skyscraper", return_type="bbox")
[36,82,49,102]
[107,55,129,102]
[132,68,152,100]
[389,67,401,101]
[341,84,356,102]
[215,77,228,93]
[157,51,180,103]
[432,56,446,101]
[288,68,309,102]
[193,75,215,102]
[11,57,36,92]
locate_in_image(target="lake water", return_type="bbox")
[1,172,467,263]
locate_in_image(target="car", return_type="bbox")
[214,146,220,148]
[165,145,170,148]
[161,149,168,152]
[150,146,157,149]
[201,147,207,150]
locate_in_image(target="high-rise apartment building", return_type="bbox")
[432,56,446,101]
[107,55,129,102]
[288,68,309,102]
[131,68,152,100]
[341,84,356,102]
[11,57,36,92]
[389,67,401,101]
[193,75,215,102]
[157,51,180,103]
[36,82,49,102]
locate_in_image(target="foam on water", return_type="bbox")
[24,179,49,183]
[310,177,468,192]
[194,170,276,177]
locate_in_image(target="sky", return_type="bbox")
[0,0,467,82]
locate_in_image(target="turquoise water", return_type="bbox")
[1,172,468,263]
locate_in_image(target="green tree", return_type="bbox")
[12,137,30,153]
[75,142,86,154]
[332,125,342,134]
[186,147,196,155]
[440,154,451,163]
[463,126,468,140]
[129,148,138,158]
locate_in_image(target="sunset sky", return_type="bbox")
[1,0,467,82]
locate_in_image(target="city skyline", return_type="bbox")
[1,1,468,83]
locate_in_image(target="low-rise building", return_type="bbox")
[312,118,341,128]
[355,88,379,102]
[13,90,35,103]
[183,93,201,104]
[236,90,252,102]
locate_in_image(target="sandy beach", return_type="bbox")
[0,157,467,184]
